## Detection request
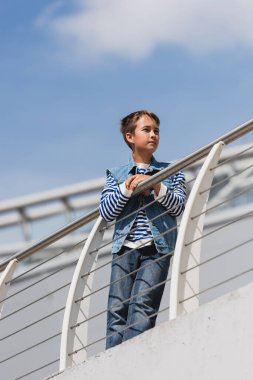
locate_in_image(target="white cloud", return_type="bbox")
[37,0,253,62]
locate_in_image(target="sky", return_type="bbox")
[1,0,253,201]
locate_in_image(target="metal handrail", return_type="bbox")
[0,118,252,273]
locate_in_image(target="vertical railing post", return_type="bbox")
[170,142,224,320]
[60,216,107,370]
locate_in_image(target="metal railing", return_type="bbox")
[0,119,253,380]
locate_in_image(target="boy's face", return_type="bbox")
[126,115,160,154]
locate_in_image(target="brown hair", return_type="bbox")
[120,110,160,150]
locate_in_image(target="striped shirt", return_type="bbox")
[99,164,186,248]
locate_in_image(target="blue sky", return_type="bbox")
[1,0,253,200]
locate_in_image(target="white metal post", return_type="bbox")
[170,142,224,320]
[60,216,106,370]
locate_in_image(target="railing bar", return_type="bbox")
[72,276,171,329]
[95,214,179,262]
[0,332,61,364]
[0,307,65,341]
[95,201,183,253]
[200,163,253,195]
[15,358,60,380]
[69,304,170,356]
[192,184,253,220]
[1,282,70,321]
[180,267,253,303]
[99,191,172,232]
[186,175,198,185]
[182,237,253,275]
[185,209,253,246]
[9,249,69,284]
[76,250,173,304]
[1,260,78,303]
[8,236,87,284]
[211,144,253,170]
[82,223,179,278]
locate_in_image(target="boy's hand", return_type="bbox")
[125,174,151,191]
[125,174,161,196]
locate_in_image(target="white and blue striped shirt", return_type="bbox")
[99,163,186,248]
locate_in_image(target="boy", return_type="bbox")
[99,110,186,349]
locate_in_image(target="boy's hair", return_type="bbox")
[120,110,160,150]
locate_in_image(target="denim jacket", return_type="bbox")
[108,155,181,254]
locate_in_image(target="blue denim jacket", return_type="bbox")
[108,155,178,254]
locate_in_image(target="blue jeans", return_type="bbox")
[106,245,171,349]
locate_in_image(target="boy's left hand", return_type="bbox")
[125,174,161,196]
[125,174,151,191]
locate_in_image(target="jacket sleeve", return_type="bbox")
[99,171,132,222]
[154,171,186,216]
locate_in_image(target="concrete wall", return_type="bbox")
[47,281,253,380]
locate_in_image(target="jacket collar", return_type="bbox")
[127,155,161,174]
